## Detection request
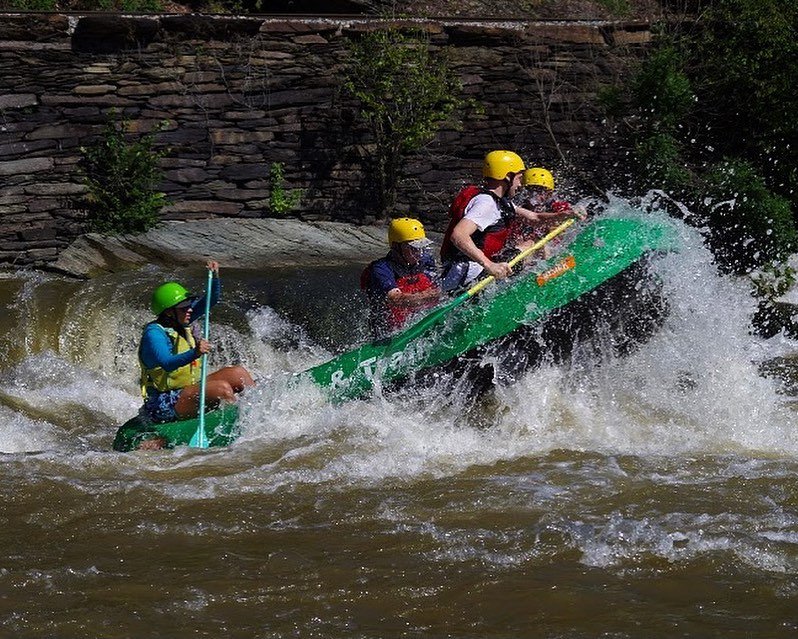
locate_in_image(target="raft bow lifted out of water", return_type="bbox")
[301,216,678,402]
[112,216,676,451]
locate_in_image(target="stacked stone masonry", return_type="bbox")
[0,14,652,266]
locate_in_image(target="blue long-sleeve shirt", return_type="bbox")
[139,277,221,372]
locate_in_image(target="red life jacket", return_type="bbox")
[361,262,438,332]
[440,185,515,262]
[387,271,437,329]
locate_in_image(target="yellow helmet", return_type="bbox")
[483,150,525,180]
[523,167,555,190]
[388,217,432,248]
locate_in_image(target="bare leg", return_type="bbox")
[173,366,255,419]
[207,365,255,392]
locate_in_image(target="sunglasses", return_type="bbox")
[174,302,192,311]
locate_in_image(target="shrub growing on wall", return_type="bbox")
[1,0,164,8]
[343,27,464,217]
[629,43,695,193]
[268,162,302,216]
[692,0,798,209]
[79,116,167,235]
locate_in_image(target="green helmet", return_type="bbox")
[151,282,190,315]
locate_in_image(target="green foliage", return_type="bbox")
[4,0,163,8]
[79,115,167,235]
[99,0,164,10]
[698,159,797,274]
[600,10,798,285]
[635,132,692,191]
[596,84,625,119]
[268,162,302,216]
[751,261,797,301]
[696,0,798,138]
[595,0,631,16]
[609,42,695,193]
[693,0,798,210]
[4,0,58,9]
[631,45,694,134]
[343,27,465,216]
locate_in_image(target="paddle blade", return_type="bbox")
[188,424,207,448]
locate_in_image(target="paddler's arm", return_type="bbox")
[516,203,587,223]
[386,285,440,308]
[450,217,512,279]
[140,324,201,372]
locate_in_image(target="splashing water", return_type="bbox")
[3,201,798,638]
[1,203,795,463]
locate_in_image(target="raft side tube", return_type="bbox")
[112,403,240,452]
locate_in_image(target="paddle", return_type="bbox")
[462,218,575,298]
[395,217,576,339]
[189,267,213,448]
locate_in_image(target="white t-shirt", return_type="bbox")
[460,192,509,283]
[463,193,502,231]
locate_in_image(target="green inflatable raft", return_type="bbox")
[112,403,239,452]
[112,216,677,451]
[301,216,677,402]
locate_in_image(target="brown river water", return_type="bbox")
[3,209,798,638]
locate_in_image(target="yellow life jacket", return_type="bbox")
[139,324,201,397]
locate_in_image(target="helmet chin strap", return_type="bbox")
[499,175,513,197]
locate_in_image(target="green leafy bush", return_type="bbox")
[3,0,58,9]
[635,131,692,192]
[599,10,798,285]
[268,162,302,216]
[631,45,693,134]
[596,0,631,16]
[751,261,797,301]
[693,0,798,212]
[2,0,163,8]
[343,27,464,216]
[79,116,167,235]
[699,159,797,274]
[603,42,696,194]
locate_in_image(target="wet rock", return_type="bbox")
[50,217,389,278]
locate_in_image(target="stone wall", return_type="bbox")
[0,13,652,266]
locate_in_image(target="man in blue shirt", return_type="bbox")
[361,218,441,340]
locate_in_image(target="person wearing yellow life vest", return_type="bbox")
[138,260,254,426]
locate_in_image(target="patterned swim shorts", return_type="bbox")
[141,389,182,423]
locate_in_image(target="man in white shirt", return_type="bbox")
[441,150,548,292]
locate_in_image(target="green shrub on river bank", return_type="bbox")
[603,0,798,278]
